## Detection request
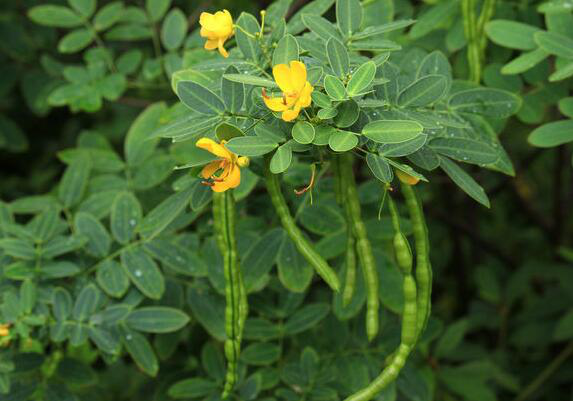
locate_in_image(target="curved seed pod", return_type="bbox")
[342,231,357,307]
[338,153,379,341]
[264,161,340,291]
[401,182,432,339]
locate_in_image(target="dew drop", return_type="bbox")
[129,219,136,226]
[126,334,132,341]
[134,269,143,277]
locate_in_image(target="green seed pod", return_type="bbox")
[393,232,413,275]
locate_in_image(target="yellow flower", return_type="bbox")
[0,324,10,337]
[199,10,234,58]
[262,61,314,122]
[196,138,249,193]
[396,170,420,185]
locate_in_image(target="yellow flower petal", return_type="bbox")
[201,160,221,179]
[282,107,300,122]
[289,61,307,94]
[263,94,290,112]
[212,164,241,192]
[196,138,233,160]
[217,38,229,58]
[273,63,296,94]
[204,39,218,50]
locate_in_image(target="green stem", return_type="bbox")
[513,341,573,401]
[264,160,340,291]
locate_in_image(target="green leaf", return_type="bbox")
[168,378,218,399]
[528,120,573,147]
[379,134,427,157]
[74,212,111,258]
[352,19,416,40]
[20,280,36,314]
[292,122,315,144]
[161,8,187,51]
[277,234,313,292]
[96,260,130,298]
[58,154,91,208]
[137,186,194,240]
[28,5,83,28]
[222,74,278,88]
[429,137,498,164]
[73,284,101,321]
[435,319,469,358]
[146,0,172,22]
[243,228,284,291]
[121,246,165,300]
[241,343,281,366]
[324,75,347,100]
[534,31,573,59]
[89,326,120,355]
[94,2,124,31]
[347,61,376,96]
[42,261,81,279]
[53,288,73,320]
[362,120,424,144]
[366,153,393,183]
[224,136,278,156]
[448,88,521,118]
[58,29,94,53]
[485,20,540,50]
[43,235,87,259]
[550,61,573,82]
[336,0,362,37]
[386,159,428,182]
[143,238,207,277]
[318,107,338,119]
[222,66,245,113]
[68,0,96,17]
[554,309,573,341]
[122,329,159,376]
[126,307,189,333]
[187,284,225,341]
[287,0,335,35]
[328,130,358,151]
[302,14,342,41]
[409,0,458,39]
[125,102,167,166]
[0,238,35,260]
[111,192,142,245]
[270,144,293,174]
[334,100,360,128]
[255,123,287,142]
[273,34,299,66]
[326,37,350,77]
[501,48,549,75]
[398,75,447,107]
[284,303,330,335]
[349,38,401,51]
[439,156,490,207]
[236,12,261,62]
[559,97,573,119]
[177,81,225,115]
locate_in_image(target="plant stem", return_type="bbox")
[513,341,573,401]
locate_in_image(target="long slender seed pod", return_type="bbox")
[264,162,340,291]
[344,272,418,401]
[214,192,245,398]
[401,183,432,339]
[338,153,379,341]
[342,230,357,307]
[387,197,413,275]
[333,156,358,307]
[345,191,420,401]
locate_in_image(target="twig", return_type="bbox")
[513,341,573,401]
